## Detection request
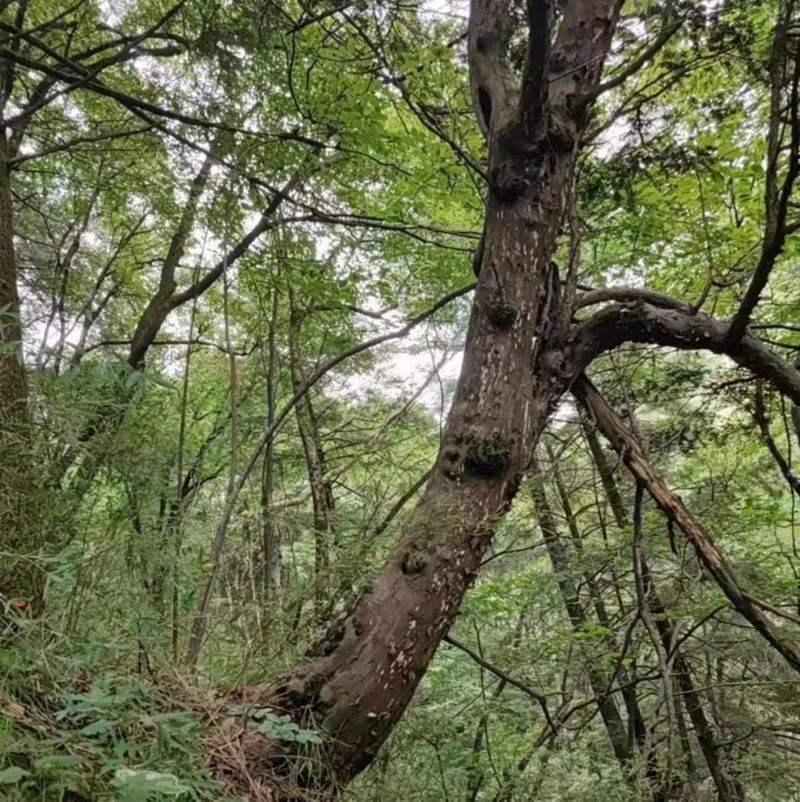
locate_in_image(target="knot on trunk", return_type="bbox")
[489,121,545,202]
[318,616,347,656]
[489,162,530,202]
[485,293,518,330]
[401,549,428,575]
[465,434,513,478]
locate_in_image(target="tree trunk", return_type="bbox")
[288,297,335,616]
[529,464,633,768]
[216,3,623,794]
[260,289,282,601]
[266,166,575,790]
[0,134,43,609]
[643,561,745,802]
[546,454,675,797]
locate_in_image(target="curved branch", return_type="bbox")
[754,382,800,497]
[573,285,692,312]
[571,301,800,406]
[727,0,800,343]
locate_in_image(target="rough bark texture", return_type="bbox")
[226,2,625,795]
[0,133,43,608]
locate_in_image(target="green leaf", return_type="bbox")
[112,767,190,801]
[0,766,29,785]
[77,718,116,736]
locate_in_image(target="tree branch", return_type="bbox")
[754,381,800,497]
[596,5,684,96]
[573,374,800,676]
[467,0,518,137]
[443,634,557,734]
[727,0,800,343]
[520,0,553,139]
[572,301,800,406]
[574,285,692,312]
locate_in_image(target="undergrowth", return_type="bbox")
[0,626,224,802]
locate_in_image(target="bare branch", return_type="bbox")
[443,634,557,733]
[572,301,800,406]
[573,374,800,676]
[728,0,800,343]
[754,381,800,497]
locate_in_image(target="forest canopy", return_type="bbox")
[2,0,800,800]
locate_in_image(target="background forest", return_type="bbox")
[2,0,800,800]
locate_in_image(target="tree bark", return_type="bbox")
[0,133,43,608]
[217,6,626,793]
[288,296,335,617]
[529,463,633,768]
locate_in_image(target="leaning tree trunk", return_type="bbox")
[225,2,624,795]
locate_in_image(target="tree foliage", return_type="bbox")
[2,0,800,800]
